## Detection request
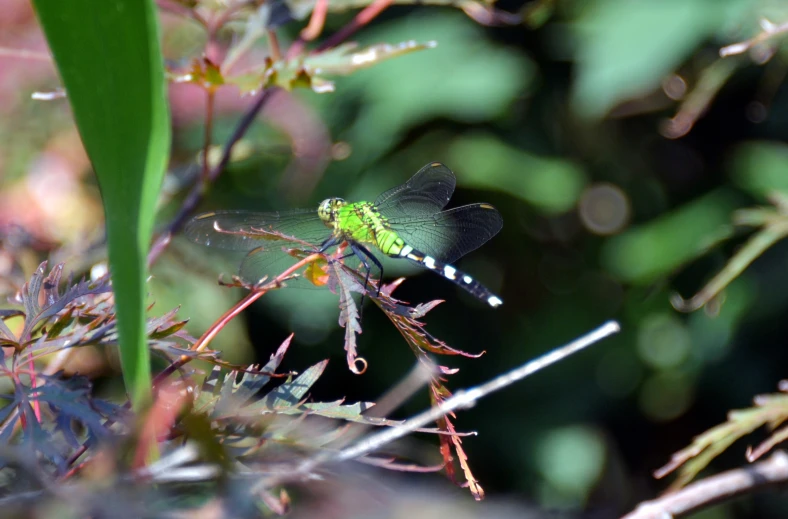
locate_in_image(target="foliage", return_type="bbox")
[0,261,483,514]
[10,0,788,516]
[655,380,788,489]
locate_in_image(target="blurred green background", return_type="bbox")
[5,0,788,516]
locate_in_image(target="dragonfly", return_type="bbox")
[184,162,504,307]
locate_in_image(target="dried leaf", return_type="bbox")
[331,261,363,373]
[19,262,112,343]
[253,360,328,411]
[655,387,788,488]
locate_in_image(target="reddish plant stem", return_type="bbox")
[27,352,41,422]
[286,0,329,59]
[152,253,322,390]
[268,30,282,62]
[315,0,393,53]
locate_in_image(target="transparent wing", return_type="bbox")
[183,209,330,251]
[387,203,503,264]
[237,246,365,288]
[184,209,335,287]
[373,162,457,219]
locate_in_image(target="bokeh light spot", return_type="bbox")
[639,372,693,422]
[637,313,691,369]
[578,183,630,235]
[534,425,606,505]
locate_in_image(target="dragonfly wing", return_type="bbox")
[373,162,457,218]
[183,209,329,251]
[239,245,366,288]
[387,203,503,264]
[184,209,367,288]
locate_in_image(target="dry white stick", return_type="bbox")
[720,18,788,57]
[332,320,620,463]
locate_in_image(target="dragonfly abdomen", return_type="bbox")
[389,243,503,307]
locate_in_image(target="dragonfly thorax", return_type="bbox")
[317,197,347,227]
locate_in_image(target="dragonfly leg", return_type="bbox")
[351,242,384,298]
[319,235,341,253]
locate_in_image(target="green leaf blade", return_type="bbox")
[33,0,171,410]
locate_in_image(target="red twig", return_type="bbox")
[286,0,330,59]
[27,353,41,423]
[268,30,282,62]
[152,252,322,390]
[315,0,393,53]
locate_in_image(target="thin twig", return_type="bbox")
[0,47,51,61]
[720,18,788,57]
[147,87,279,267]
[286,0,330,59]
[268,30,282,62]
[621,451,788,519]
[315,0,393,53]
[152,252,322,390]
[333,321,619,463]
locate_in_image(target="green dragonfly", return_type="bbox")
[184,162,504,307]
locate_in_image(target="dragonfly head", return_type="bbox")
[318,197,346,225]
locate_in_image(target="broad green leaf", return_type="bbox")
[730,141,788,198]
[601,190,740,283]
[571,0,752,118]
[332,12,534,166]
[449,133,587,215]
[34,0,171,410]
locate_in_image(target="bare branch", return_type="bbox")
[333,320,619,463]
[720,18,788,58]
[621,451,788,519]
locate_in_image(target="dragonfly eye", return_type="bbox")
[318,198,343,223]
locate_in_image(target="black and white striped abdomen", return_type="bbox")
[393,244,502,307]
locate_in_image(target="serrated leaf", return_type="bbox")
[0,374,126,471]
[300,400,374,419]
[303,41,436,77]
[233,41,436,94]
[196,335,293,417]
[331,261,363,373]
[252,360,328,411]
[654,387,788,489]
[19,262,112,343]
[46,306,76,339]
[21,262,47,322]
